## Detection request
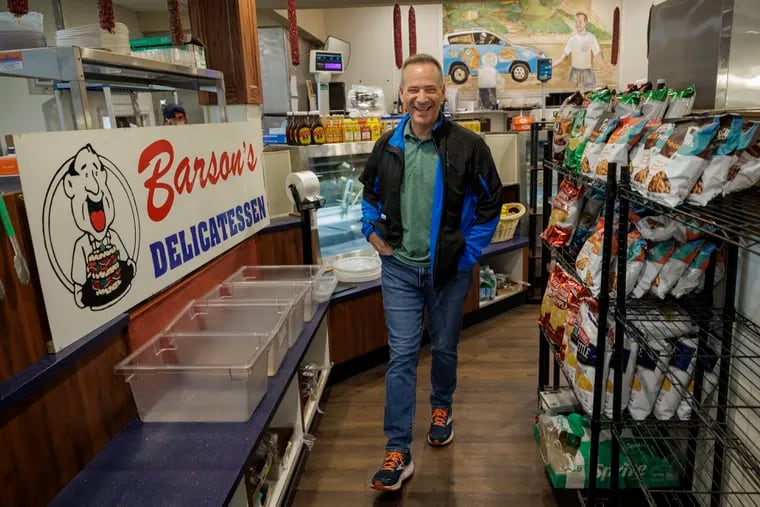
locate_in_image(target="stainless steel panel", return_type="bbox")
[289,142,375,172]
[725,0,760,109]
[714,0,735,110]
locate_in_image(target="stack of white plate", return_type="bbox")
[55,22,130,54]
[0,30,46,50]
[332,256,382,283]
[0,12,46,50]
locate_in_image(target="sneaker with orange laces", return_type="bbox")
[427,407,453,447]
[369,450,414,491]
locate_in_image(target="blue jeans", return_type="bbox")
[380,255,473,452]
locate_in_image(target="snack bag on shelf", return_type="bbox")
[583,88,614,131]
[540,265,567,337]
[671,242,719,298]
[644,117,722,207]
[548,269,589,346]
[677,352,720,420]
[576,216,621,297]
[609,231,647,297]
[650,240,705,299]
[579,113,620,176]
[631,307,699,340]
[565,109,589,172]
[641,88,670,121]
[630,122,672,196]
[663,85,696,119]
[635,215,682,242]
[631,240,677,299]
[688,115,748,206]
[553,91,585,159]
[613,90,642,118]
[594,117,649,180]
[628,337,673,420]
[723,140,760,195]
[603,328,639,419]
[541,179,583,247]
[574,301,611,416]
[570,189,605,250]
[653,336,698,420]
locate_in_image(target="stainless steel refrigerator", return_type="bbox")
[257,26,314,133]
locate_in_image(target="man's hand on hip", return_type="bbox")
[369,232,393,256]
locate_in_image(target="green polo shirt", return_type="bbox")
[393,121,438,267]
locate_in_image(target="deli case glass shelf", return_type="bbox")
[289,142,374,260]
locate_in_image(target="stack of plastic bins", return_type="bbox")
[165,300,292,377]
[225,265,330,320]
[114,332,271,422]
[201,282,308,348]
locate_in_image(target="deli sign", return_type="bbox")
[15,122,270,351]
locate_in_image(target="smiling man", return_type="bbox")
[360,54,502,492]
[64,144,135,309]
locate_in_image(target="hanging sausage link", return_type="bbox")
[393,4,402,69]
[97,0,116,33]
[288,0,300,65]
[7,0,29,17]
[167,0,184,47]
[408,6,417,57]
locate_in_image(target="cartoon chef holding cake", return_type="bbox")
[63,144,136,309]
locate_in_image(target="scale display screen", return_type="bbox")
[537,58,552,82]
[311,51,344,73]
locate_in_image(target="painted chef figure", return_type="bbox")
[64,144,135,309]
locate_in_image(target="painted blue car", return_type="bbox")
[443,30,544,84]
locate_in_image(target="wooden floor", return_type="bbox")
[293,305,567,507]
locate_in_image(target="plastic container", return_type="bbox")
[165,300,291,376]
[313,272,338,302]
[201,282,307,348]
[332,256,381,283]
[114,332,270,422]
[226,265,326,319]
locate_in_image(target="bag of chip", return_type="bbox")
[576,218,618,297]
[595,117,649,180]
[650,240,705,299]
[631,307,699,340]
[644,117,722,207]
[580,113,620,176]
[628,337,673,420]
[541,179,583,247]
[671,242,718,298]
[635,215,682,242]
[630,122,672,196]
[574,302,611,416]
[614,90,642,118]
[570,189,605,250]
[584,88,614,130]
[677,353,719,420]
[663,85,696,119]
[609,231,647,297]
[723,140,760,195]
[565,109,589,173]
[631,240,677,299]
[560,293,593,383]
[553,91,585,159]
[688,115,748,206]
[547,268,589,346]
[653,336,698,420]
[540,265,567,334]
[641,87,670,121]
[604,328,639,419]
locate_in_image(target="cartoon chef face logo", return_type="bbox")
[42,144,140,311]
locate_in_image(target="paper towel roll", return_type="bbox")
[285,171,320,206]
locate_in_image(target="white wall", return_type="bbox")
[136,10,190,36]
[321,4,442,113]
[618,0,667,86]
[273,8,327,42]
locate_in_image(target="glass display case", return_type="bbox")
[289,142,374,260]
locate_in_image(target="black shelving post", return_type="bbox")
[610,164,629,498]
[538,144,553,391]
[587,163,617,505]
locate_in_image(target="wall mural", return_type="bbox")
[442,0,619,100]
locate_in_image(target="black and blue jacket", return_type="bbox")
[359,113,502,288]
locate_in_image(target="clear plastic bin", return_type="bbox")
[114,333,270,422]
[313,272,338,303]
[226,265,327,319]
[165,301,291,376]
[202,282,307,348]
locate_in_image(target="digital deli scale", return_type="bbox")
[309,50,344,117]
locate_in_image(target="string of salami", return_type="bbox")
[287,0,300,65]
[393,4,402,69]
[7,0,28,17]
[408,6,417,57]
[167,0,184,47]
[611,7,620,66]
[97,0,115,33]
